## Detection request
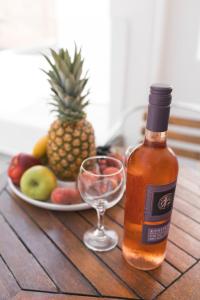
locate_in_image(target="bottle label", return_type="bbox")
[144,181,176,222]
[142,219,170,244]
[142,181,176,244]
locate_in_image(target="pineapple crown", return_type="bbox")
[43,46,89,123]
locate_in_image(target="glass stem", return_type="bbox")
[97,205,105,231]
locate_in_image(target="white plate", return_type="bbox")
[8,177,91,211]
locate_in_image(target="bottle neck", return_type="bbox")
[144,129,167,147]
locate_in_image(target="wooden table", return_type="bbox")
[0,166,200,300]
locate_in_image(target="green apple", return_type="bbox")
[20,166,57,201]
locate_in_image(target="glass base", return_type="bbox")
[83,227,118,252]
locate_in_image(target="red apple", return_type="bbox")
[51,187,81,204]
[8,153,41,185]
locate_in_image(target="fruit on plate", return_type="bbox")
[20,166,57,201]
[101,167,123,191]
[103,167,122,182]
[51,187,81,204]
[43,47,96,181]
[108,152,124,164]
[33,135,48,159]
[96,145,111,156]
[8,153,41,185]
[97,158,107,173]
[79,171,99,187]
[96,145,124,167]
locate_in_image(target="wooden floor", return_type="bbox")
[0,154,200,299]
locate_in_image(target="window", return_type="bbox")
[0,0,112,152]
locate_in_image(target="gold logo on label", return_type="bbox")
[158,193,173,210]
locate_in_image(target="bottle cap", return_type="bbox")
[147,83,173,132]
[150,84,172,106]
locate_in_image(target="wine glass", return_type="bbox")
[78,156,126,252]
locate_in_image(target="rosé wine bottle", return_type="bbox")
[122,84,178,270]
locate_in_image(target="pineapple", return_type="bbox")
[43,47,96,181]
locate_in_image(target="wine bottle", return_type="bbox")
[122,84,178,270]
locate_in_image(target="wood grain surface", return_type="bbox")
[0,165,199,300]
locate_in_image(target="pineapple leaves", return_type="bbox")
[63,49,71,68]
[42,69,60,85]
[74,61,83,81]
[73,49,82,79]
[80,91,90,100]
[73,78,89,96]
[81,100,89,109]
[43,45,90,121]
[59,48,65,60]
[43,54,60,81]
[50,49,61,66]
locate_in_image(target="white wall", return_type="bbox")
[156,0,200,103]
[110,0,157,112]
[1,0,200,153]
[0,0,56,48]
[110,0,200,110]
[0,0,112,154]
[109,0,160,144]
[109,0,200,146]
